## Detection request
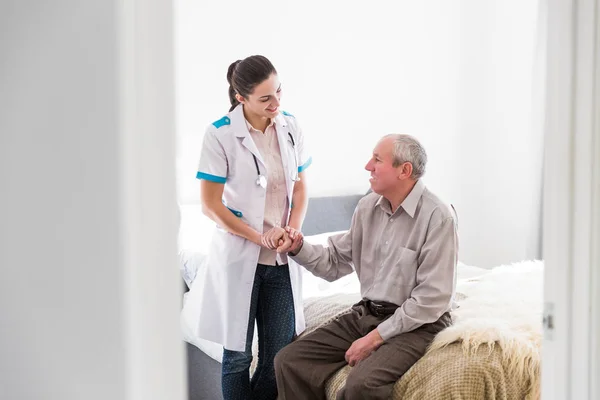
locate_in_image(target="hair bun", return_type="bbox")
[227,60,242,85]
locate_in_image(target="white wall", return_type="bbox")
[0,1,185,400]
[452,1,544,268]
[175,0,462,202]
[175,0,542,268]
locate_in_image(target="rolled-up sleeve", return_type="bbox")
[377,216,458,340]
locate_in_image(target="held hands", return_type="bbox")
[282,226,304,255]
[260,227,288,250]
[259,226,304,254]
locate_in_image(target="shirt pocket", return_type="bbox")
[390,247,418,287]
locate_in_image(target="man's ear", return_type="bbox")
[235,93,245,104]
[398,162,413,179]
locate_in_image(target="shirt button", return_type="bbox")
[390,218,394,222]
[385,241,389,245]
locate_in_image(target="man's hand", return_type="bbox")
[345,329,384,367]
[281,226,304,255]
[276,232,293,253]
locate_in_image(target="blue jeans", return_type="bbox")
[222,263,296,400]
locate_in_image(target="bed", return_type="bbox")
[179,195,542,400]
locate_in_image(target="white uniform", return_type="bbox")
[182,104,312,351]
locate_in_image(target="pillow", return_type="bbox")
[177,205,215,287]
[179,250,206,289]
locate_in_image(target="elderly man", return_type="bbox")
[274,134,458,400]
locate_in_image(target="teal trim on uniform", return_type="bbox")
[282,110,294,117]
[196,171,226,183]
[226,207,243,218]
[221,199,243,218]
[298,156,313,173]
[212,116,231,128]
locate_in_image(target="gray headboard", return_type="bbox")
[301,194,364,236]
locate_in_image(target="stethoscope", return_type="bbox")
[253,132,300,188]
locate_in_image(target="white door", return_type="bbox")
[542,0,600,399]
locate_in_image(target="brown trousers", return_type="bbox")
[274,303,452,400]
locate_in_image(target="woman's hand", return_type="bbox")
[260,227,287,250]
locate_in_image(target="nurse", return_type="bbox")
[193,55,311,399]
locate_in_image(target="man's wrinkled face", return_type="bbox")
[364,137,401,195]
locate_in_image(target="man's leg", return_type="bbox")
[274,310,363,400]
[338,313,452,400]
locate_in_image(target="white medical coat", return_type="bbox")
[182,104,312,351]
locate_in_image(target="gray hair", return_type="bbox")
[384,134,427,180]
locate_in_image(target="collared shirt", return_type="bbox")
[291,179,458,340]
[246,119,289,266]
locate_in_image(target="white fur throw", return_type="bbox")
[429,260,543,398]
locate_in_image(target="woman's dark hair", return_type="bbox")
[227,55,277,112]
